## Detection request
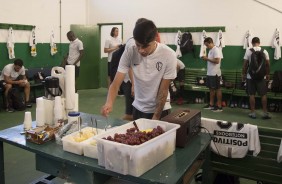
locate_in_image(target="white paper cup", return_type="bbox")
[23,111,32,130]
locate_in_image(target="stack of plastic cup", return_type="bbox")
[36,97,45,127]
[23,111,32,131]
[54,96,63,126]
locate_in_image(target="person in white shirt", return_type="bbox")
[101,19,177,120]
[0,59,32,112]
[61,31,84,90]
[201,37,223,112]
[242,37,271,119]
[104,27,122,88]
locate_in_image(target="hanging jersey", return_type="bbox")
[7,27,15,59]
[201,117,261,158]
[272,29,281,60]
[50,30,58,56]
[29,28,37,57]
[277,139,282,163]
[199,30,207,58]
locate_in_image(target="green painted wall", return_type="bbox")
[0,43,68,69]
[100,57,108,88]
[169,45,282,72]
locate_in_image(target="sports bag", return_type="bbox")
[179,32,195,56]
[272,70,282,93]
[248,48,266,80]
[8,88,26,111]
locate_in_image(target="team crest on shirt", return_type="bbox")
[156,62,163,71]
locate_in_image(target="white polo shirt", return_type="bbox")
[67,38,84,67]
[0,64,25,81]
[207,46,222,76]
[104,37,122,62]
[118,42,177,113]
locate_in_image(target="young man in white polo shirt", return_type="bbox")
[101,19,177,120]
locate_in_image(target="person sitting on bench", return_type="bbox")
[0,59,32,112]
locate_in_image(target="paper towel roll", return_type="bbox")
[36,97,44,109]
[74,93,79,112]
[51,66,65,97]
[65,65,75,110]
[43,98,54,125]
[36,108,45,127]
[54,96,63,121]
[61,97,67,120]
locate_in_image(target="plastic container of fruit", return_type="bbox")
[94,118,180,177]
[62,127,102,155]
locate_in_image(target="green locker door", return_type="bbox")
[71,25,100,89]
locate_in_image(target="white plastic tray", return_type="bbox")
[94,118,180,177]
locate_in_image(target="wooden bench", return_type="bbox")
[210,127,282,184]
[232,70,282,101]
[184,68,237,102]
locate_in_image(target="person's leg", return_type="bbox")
[209,89,215,106]
[4,83,12,108]
[257,79,270,119]
[261,95,268,112]
[107,62,111,88]
[75,65,80,92]
[216,88,222,108]
[247,79,256,118]
[121,81,134,121]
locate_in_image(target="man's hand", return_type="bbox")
[266,75,270,81]
[201,56,208,61]
[242,74,247,82]
[101,104,112,117]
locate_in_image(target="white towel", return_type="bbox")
[175,30,182,58]
[7,27,15,59]
[272,28,281,60]
[243,30,252,49]
[199,30,207,58]
[50,30,58,56]
[278,139,282,163]
[215,30,224,59]
[29,28,37,57]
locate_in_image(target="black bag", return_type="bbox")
[272,71,282,93]
[8,88,26,111]
[248,48,266,80]
[110,44,126,81]
[179,32,195,56]
[33,72,46,84]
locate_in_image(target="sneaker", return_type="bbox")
[212,106,223,112]
[203,104,214,110]
[26,102,32,108]
[6,107,15,113]
[262,113,271,120]
[248,112,256,119]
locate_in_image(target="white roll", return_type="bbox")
[36,108,45,127]
[74,93,79,112]
[51,66,65,97]
[61,97,67,120]
[36,97,44,109]
[43,98,54,125]
[65,65,76,110]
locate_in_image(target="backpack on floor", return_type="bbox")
[248,48,266,80]
[110,44,126,81]
[8,88,26,111]
[272,70,282,93]
[179,32,195,56]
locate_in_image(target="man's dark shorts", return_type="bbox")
[108,62,111,76]
[206,75,221,89]
[176,69,185,82]
[246,79,267,96]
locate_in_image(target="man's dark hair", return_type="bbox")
[204,37,214,44]
[252,37,260,44]
[133,19,157,45]
[110,27,118,37]
[14,59,23,67]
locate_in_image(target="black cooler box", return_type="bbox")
[161,109,201,147]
